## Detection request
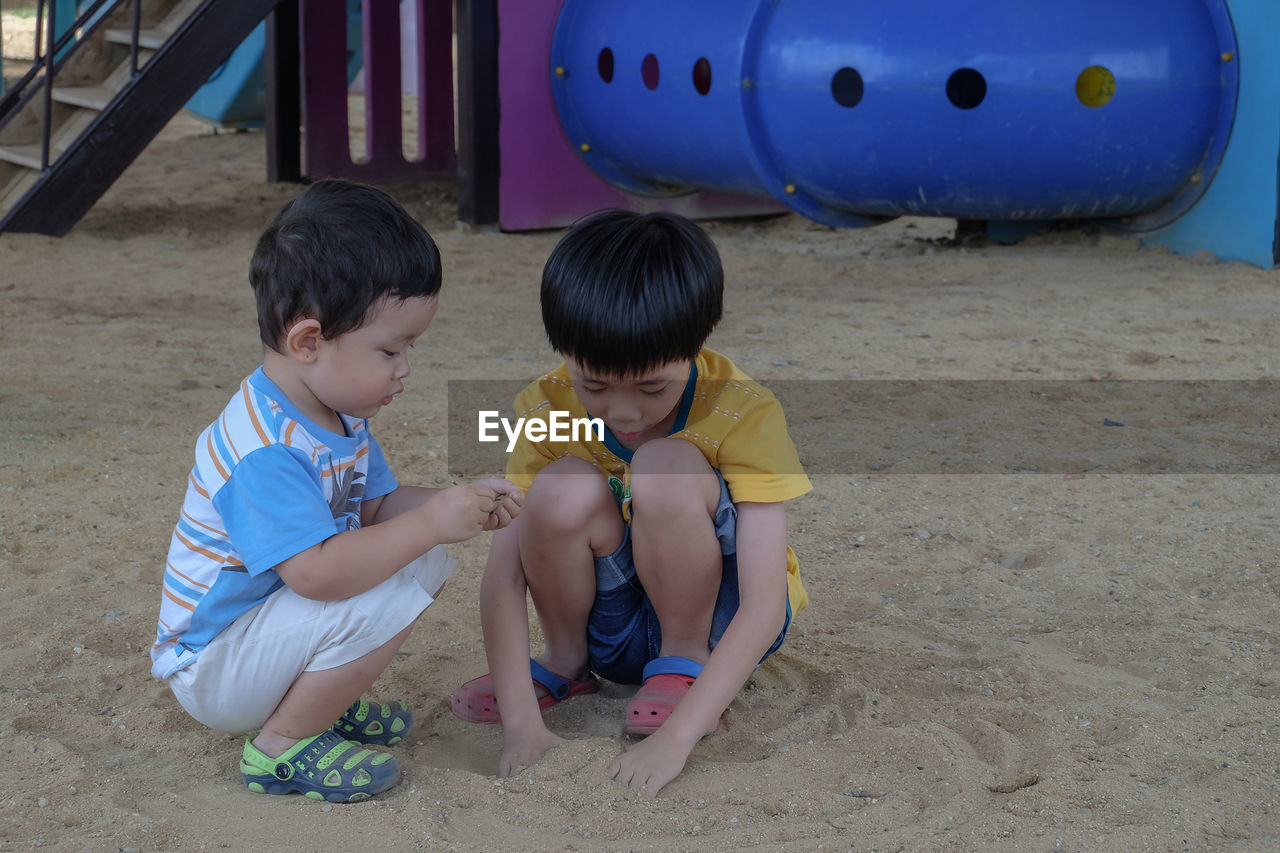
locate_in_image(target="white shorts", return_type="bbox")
[167,545,456,733]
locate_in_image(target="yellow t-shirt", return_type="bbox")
[505,349,812,613]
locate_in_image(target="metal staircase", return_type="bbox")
[0,0,279,235]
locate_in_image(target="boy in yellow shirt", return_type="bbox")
[453,210,811,796]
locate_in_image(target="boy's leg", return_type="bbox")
[520,456,625,680]
[169,547,443,800]
[628,438,723,663]
[252,620,417,757]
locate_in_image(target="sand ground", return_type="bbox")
[1,114,1279,852]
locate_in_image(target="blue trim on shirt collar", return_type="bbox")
[248,367,361,446]
[602,362,699,463]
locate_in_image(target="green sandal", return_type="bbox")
[241,730,400,802]
[331,698,413,745]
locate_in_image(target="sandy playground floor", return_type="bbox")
[1,115,1279,852]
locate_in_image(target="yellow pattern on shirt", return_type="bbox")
[505,349,812,613]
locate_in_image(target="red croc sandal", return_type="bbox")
[452,659,597,724]
[624,656,719,736]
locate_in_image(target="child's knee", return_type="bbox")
[630,440,718,515]
[526,456,618,531]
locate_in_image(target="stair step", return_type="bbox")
[43,107,101,155]
[0,145,57,171]
[0,0,257,234]
[52,85,117,111]
[102,48,157,91]
[0,167,40,216]
[102,0,205,52]
[103,27,168,50]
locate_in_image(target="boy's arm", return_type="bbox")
[277,480,518,601]
[363,479,521,528]
[360,484,440,526]
[479,521,566,775]
[610,500,789,797]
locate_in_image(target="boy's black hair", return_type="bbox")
[249,178,442,350]
[541,209,723,376]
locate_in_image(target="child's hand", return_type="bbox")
[478,478,523,530]
[425,482,520,544]
[608,729,691,797]
[499,726,564,778]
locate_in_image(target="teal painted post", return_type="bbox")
[54,0,78,61]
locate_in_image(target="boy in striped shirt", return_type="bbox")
[151,180,521,803]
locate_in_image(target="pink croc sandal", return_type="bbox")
[624,656,719,736]
[452,659,597,724]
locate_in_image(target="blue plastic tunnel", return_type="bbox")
[550,0,1239,229]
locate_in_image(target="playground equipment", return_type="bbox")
[554,0,1234,228]
[0,0,455,234]
[184,0,362,129]
[0,0,284,235]
[182,20,270,128]
[468,0,1277,267]
[296,0,454,182]
[1,0,1274,268]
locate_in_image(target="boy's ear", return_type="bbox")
[283,318,324,363]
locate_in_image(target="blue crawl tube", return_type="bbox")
[550,0,1238,229]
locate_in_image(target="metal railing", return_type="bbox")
[0,0,144,170]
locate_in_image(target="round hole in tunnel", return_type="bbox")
[597,48,614,83]
[641,53,660,90]
[831,67,864,108]
[946,68,985,109]
[693,57,712,95]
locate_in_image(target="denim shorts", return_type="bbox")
[586,472,791,685]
